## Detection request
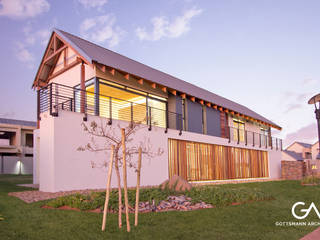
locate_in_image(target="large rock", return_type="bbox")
[160,175,192,192]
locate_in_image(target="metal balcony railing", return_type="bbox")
[37,82,282,150]
[226,126,282,150]
[37,82,183,132]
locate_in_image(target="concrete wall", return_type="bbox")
[0,156,33,174]
[38,110,282,192]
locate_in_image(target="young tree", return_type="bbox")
[78,119,163,230]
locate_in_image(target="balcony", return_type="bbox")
[38,82,182,132]
[38,82,281,151]
[226,126,282,151]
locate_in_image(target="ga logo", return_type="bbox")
[292,202,320,220]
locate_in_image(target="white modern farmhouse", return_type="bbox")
[33,29,282,192]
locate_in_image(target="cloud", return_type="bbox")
[15,24,51,68]
[80,14,125,47]
[136,7,203,41]
[23,24,51,46]
[303,78,318,86]
[0,0,49,19]
[15,42,35,68]
[283,103,304,114]
[284,123,318,147]
[78,0,108,9]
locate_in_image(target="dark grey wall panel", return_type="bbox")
[206,107,221,137]
[187,99,203,134]
[167,94,182,130]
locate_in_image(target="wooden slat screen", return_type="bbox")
[168,139,269,181]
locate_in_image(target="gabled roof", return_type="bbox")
[0,118,36,127]
[295,142,313,149]
[286,141,313,150]
[283,150,304,161]
[34,28,282,130]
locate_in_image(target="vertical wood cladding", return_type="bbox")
[168,139,269,181]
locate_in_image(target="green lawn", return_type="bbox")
[0,175,319,240]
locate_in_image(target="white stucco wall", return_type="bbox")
[50,62,94,88]
[39,110,282,192]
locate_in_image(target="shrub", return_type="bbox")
[45,185,274,211]
[301,176,320,185]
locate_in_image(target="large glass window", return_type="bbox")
[79,79,168,127]
[233,119,245,142]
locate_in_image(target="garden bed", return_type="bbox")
[43,186,274,213]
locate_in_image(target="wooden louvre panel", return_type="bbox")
[168,139,269,181]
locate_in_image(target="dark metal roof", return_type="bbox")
[0,118,36,127]
[283,150,304,161]
[54,28,281,129]
[295,142,312,149]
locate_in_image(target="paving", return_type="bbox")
[301,227,320,240]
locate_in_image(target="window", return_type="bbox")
[0,131,15,146]
[25,134,33,147]
[260,127,268,147]
[233,119,245,142]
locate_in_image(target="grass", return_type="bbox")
[1,175,320,240]
[46,185,273,211]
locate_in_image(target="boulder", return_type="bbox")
[160,175,192,192]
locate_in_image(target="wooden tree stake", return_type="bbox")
[115,159,122,229]
[121,128,131,232]
[135,147,142,226]
[102,145,114,231]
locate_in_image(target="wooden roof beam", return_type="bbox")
[44,45,67,63]
[181,93,186,99]
[137,78,144,85]
[162,87,167,93]
[170,90,177,95]
[124,73,129,80]
[199,100,204,105]
[151,83,156,89]
[206,102,211,107]
[190,96,195,102]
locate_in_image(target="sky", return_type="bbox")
[0,0,319,147]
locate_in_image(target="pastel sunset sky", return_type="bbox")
[0,0,319,147]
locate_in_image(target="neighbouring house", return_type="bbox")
[282,141,320,161]
[281,141,320,180]
[312,141,320,159]
[282,142,313,161]
[0,118,36,174]
[32,29,282,192]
